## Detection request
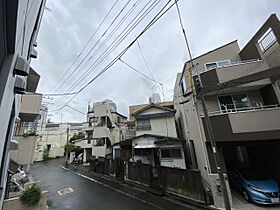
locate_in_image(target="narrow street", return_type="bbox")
[30,159,198,210]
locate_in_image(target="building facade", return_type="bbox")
[75,100,127,162]
[174,14,280,207]
[34,123,83,161]
[0,0,46,207]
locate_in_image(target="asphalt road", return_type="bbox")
[30,158,197,210]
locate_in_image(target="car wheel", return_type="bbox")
[243,189,251,202]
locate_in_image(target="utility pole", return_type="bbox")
[65,126,69,168]
[193,64,230,209]
[199,92,231,210]
[174,0,231,207]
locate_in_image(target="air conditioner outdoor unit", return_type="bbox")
[14,77,26,94]
[14,56,30,76]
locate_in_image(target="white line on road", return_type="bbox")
[76,172,165,210]
[57,164,69,171]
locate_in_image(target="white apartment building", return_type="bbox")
[75,100,127,162]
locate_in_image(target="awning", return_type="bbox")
[134,144,156,149]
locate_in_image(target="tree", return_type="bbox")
[69,132,85,143]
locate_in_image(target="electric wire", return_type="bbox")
[48,0,178,114]
[52,0,120,92]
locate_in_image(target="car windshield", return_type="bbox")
[239,167,270,180]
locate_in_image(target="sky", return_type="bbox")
[31,0,280,123]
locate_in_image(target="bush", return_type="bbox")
[23,131,38,137]
[64,143,76,154]
[42,149,49,161]
[20,185,41,206]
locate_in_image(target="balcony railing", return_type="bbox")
[203,59,261,73]
[136,125,151,131]
[206,104,280,117]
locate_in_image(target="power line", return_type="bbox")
[46,0,159,100]
[61,0,161,95]
[136,39,156,81]
[52,0,130,93]
[51,0,120,92]
[48,0,178,114]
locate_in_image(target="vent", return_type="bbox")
[14,56,30,76]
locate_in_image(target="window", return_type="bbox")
[232,94,250,110]
[258,28,277,52]
[218,94,251,112]
[205,60,230,70]
[161,148,182,158]
[134,149,151,156]
[136,119,151,130]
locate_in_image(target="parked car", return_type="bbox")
[228,163,280,205]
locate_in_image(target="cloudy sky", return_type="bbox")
[31,0,280,123]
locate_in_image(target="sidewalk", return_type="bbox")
[68,164,217,210]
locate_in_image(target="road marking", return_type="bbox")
[57,187,74,196]
[57,164,69,171]
[76,173,164,210]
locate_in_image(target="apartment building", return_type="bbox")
[35,123,83,161]
[75,100,127,162]
[174,14,280,207]
[0,1,46,207]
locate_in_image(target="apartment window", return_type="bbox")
[205,60,230,70]
[134,148,151,156]
[258,28,277,52]
[161,148,182,158]
[136,119,151,130]
[218,94,250,112]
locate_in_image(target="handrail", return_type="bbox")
[203,58,262,73]
[202,104,280,117]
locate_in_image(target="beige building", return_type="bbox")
[34,123,83,161]
[75,100,127,162]
[174,14,280,208]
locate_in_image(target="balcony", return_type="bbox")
[92,145,111,158]
[200,59,275,93]
[19,93,42,121]
[82,122,93,131]
[93,127,113,139]
[202,105,280,142]
[74,139,92,149]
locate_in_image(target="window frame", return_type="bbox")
[160,148,183,159]
[217,93,251,113]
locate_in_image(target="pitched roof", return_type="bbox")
[132,104,175,116]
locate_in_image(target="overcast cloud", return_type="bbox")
[31,0,280,123]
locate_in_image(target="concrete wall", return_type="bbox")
[10,136,38,165]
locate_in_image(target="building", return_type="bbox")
[74,100,127,163]
[34,123,83,161]
[0,0,46,207]
[149,93,161,104]
[174,14,280,208]
[120,104,186,170]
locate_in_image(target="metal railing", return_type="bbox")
[205,104,280,117]
[203,58,262,73]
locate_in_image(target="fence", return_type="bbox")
[127,162,205,202]
[128,162,151,186]
[158,166,205,201]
